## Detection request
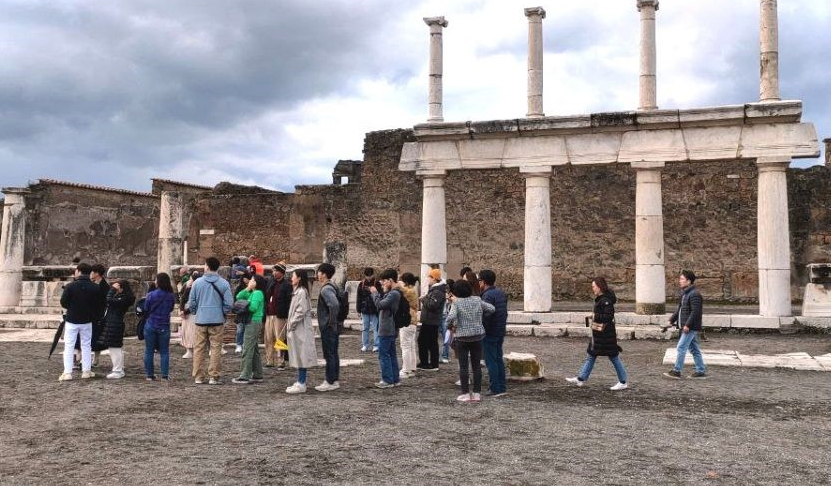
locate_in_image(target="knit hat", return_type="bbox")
[273,261,287,274]
[428,268,442,281]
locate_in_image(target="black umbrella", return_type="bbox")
[48,316,66,359]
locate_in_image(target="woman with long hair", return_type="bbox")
[233,274,267,384]
[462,270,480,297]
[143,273,176,381]
[285,269,317,394]
[98,279,136,379]
[566,277,628,391]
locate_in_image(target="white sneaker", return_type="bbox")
[610,382,628,391]
[470,393,482,403]
[106,371,125,380]
[286,382,307,394]
[58,373,73,382]
[456,393,471,402]
[440,358,450,364]
[399,370,414,379]
[81,371,96,379]
[329,381,340,390]
[182,350,193,359]
[565,377,584,387]
[235,345,242,354]
[375,381,394,389]
[372,347,379,353]
[360,346,368,352]
[315,381,337,392]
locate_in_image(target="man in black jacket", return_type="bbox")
[89,263,109,365]
[59,263,102,381]
[264,262,293,368]
[663,270,707,379]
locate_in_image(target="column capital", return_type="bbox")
[756,157,789,171]
[423,16,448,28]
[519,166,551,177]
[637,0,659,12]
[524,7,546,19]
[416,170,447,180]
[1,187,31,197]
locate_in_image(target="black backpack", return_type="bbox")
[392,289,412,328]
[326,283,349,322]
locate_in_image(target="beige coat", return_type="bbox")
[287,286,317,368]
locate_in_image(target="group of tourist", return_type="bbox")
[58,255,707,401]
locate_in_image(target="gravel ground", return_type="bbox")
[0,331,830,485]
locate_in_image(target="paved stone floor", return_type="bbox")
[663,348,831,371]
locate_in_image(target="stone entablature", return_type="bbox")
[400,102,818,172]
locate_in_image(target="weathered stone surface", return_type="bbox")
[504,352,544,381]
[533,325,568,337]
[731,316,780,329]
[505,325,535,337]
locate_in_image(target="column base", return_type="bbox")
[635,302,665,315]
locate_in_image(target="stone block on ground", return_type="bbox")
[633,327,674,340]
[504,352,544,381]
[814,354,831,371]
[730,316,780,329]
[566,326,592,338]
[505,325,535,336]
[533,324,568,337]
[615,326,636,340]
[794,317,831,330]
[703,315,731,328]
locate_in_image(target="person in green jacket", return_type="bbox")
[233,275,266,384]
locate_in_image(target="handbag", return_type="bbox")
[590,322,606,332]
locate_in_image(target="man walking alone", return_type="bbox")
[663,270,707,379]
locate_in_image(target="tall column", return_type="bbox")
[525,7,546,118]
[0,188,30,307]
[757,158,791,316]
[424,16,449,122]
[522,168,551,312]
[637,0,659,111]
[420,172,447,295]
[759,0,780,102]
[157,191,184,276]
[633,163,666,314]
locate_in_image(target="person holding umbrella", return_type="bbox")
[58,263,102,381]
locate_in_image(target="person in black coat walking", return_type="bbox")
[566,277,629,391]
[97,280,136,379]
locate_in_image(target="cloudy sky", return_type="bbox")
[0,0,828,194]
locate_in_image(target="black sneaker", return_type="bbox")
[689,371,707,379]
[485,391,508,398]
[662,370,682,380]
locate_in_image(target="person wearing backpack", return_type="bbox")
[370,268,402,389]
[315,263,342,392]
[397,273,419,379]
[232,275,266,384]
[187,256,234,385]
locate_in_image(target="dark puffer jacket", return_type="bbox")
[588,290,622,357]
[96,287,136,349]
[419,282,447,326]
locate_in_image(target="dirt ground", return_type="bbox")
[1,331,830,485]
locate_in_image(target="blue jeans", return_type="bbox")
[144,326,170,378]
[674,330,706,373]
[439,315,449,360]
[298,368,307,385]
[577,353,628,383]
[378,335,400,384]
[319,324,340,384]
[235,321,246,346]
[482,335,506,394]
[361,313,379,349]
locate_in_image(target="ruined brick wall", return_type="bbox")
[23,182,159,266]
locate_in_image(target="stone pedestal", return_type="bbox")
[0,188,30,307]
[759,0,780,102]
[522,168,551,312]
[424,17,449,122]
[525,7,546,118]
[157,191,184,276]
[420,172,447,295]
[633,163,666,314]
[504,352,545,381]
[757,159,791,316]
[637,0,659,110]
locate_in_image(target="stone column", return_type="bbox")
[637,0,659,111]
[424,16,449,122]
[759,0,780,102]
[633,163,666,314]
[0,188,30,307]
[420,172,447,295]
[157,191,184,276]
[525,7,546,118]
[522,168,551,312]
[757,158,791,316]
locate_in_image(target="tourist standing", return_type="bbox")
[446,279,495,402]
[663,270,707,379]
[357,267,382,352]
[248,254,265,276]
[233,275,266,384]
[264,262,292,368]
[188,256,234,385]
[233,272,252,353]
[566,277,628,391]
[315,263,341,392]
[417,268,445,371]
[98,280,135,379]
[178,274,197,359]
[370,269,401,388]
[462,270,480,297]
[479,269,508,397]
[397,273,419,379]
[285,269,317,394]
[143,273,176,381]
[85,263,109,367]
[59,263,102,381]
